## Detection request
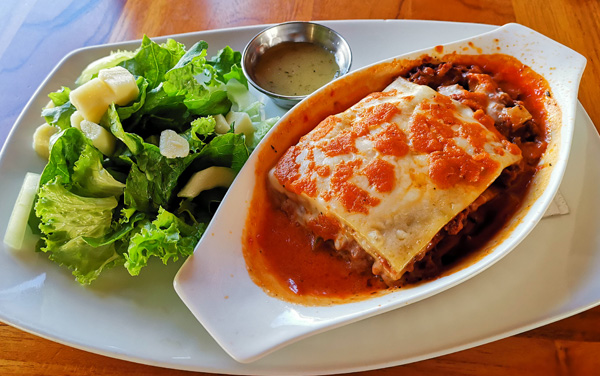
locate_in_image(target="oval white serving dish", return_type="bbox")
[174,23,586,363]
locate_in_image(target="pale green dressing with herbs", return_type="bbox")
[254,42,339,96]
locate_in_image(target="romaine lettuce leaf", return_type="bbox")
[119,36,187,89]
[170,40,209,70]
[118,84,191,135]
[48,87,71,106]
[208,46,247,87]
[34,127,129,283]
[71,144,125,198]
[42,87,76,130]
[40,127,89,187]
[123,143,198,212]
[225,79,279,149]
[106,104,144,155]
[41,127,125,197]
[163,54,231,116]
[123,164,151,212]
[226,78,255,112]
[195,132,249,172]
[252,117,279,149]
[83,209,145,248]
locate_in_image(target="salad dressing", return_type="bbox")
[254,42,339,96]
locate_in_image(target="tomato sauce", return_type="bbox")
[251,198,387,301]
[322,130,358,157]
[361,158,396,193]
[410,94,500,189]
[372,124,409,157]
[327,159,380,213]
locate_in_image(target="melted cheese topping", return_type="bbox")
[270,77,522,280]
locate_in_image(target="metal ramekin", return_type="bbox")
[242,22,352,109]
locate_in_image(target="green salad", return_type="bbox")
[7,36,278,284]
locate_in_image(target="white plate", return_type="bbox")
[0,20,598,375]
[174,22,585,362]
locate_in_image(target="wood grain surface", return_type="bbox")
[1,0,599,375]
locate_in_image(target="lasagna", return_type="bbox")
[269,69,528,286]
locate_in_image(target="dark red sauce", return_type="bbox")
[253,199,386,299]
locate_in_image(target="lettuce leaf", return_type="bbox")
[40,127,125,196]
[208,46,247,87]
[117,84,191,136]
[123,143,198,212]
[162,45,231,116]
[252,117,279,149]
[48,87,71,106]
[34,127,128,283]
[83,209,145,248]
[119,36,187,89]
[31,36,278,283]
[42,87,76,130]
[195,132,249,172]
[225,79,279,149]
[226,78,255,112]
[35,180,122,284]
[106,104,145,155]
[181,116,215,152]
[124,207,205,276]
[40,127,90,187]
[71,145,125,198]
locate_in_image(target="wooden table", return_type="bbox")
[1,0,599,375]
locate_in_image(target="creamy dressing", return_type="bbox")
[254,42,339,96]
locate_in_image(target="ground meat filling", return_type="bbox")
[398,62,547,285]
